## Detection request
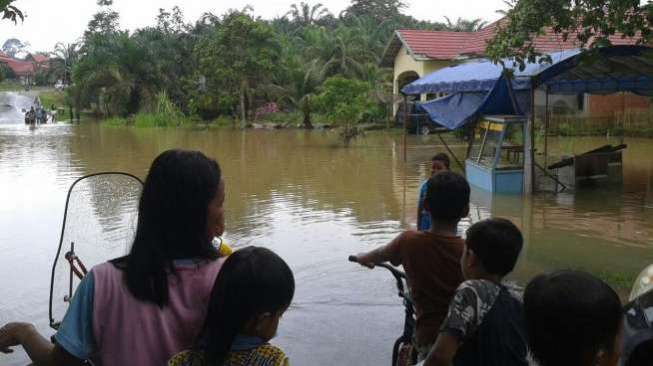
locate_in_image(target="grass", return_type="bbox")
[0,80,23,91]
[207,115,238,128]
[592,271,637,298]
[38,89,66,110]
[103,112,191,128]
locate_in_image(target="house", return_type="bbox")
[381,20,650,118]
[0,52,49,84]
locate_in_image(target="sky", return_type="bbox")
[0,0,508,52]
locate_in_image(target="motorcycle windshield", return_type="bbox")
[49,173,142,329]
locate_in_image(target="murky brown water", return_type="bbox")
[1,120,653,365]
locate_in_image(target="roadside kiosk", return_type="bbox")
[401,46,653,195]
[466,115,525,194]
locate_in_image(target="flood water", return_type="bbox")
[2,115,653,365]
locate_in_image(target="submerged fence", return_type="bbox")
[545,109,653,137]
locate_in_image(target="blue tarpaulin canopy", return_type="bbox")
[402,46,653,130]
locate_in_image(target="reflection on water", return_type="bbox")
[0,92,35,124]
[1,123,653,365]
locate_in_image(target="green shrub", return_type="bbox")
[258,111,302,125]
[104,117,127,126]
[210,115,237,128]
[557,123,575,136]
[314,76,374,127]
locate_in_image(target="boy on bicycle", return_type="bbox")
[421,218,528,366]
[352,171,470,360]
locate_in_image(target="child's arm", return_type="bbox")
[423,333,460,366]
[352,245,393,268]
[417,182,426,230]
[0,322,84,366]
[351,232,408,268]
[424,282,482,366]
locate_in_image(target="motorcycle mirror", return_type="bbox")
[630,264,653,302]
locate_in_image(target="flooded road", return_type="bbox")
[1,120,653,365]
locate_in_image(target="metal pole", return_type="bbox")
[477,121,492,164]
[530,87,536,193]
[621,91,626,145]
[523,87,535,195]
[403,94,408,163]
[544,87,550,168]
[437,133,465,173]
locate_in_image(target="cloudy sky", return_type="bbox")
[0,0,508,52]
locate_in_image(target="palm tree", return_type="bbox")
[50,42,81,86]
[303,26,371,79]
[286,2,330,26]
[345,15,395,63]
[270,38,328,129]
[444,17,488,32]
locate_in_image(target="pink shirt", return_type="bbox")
[91,259,223,366]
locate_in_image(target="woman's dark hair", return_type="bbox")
[202,246,295,365]
[431,153,450,169]
[424,171,470,222]
[113,149,221,307]
[524,270,623,366]
[465,218,523,276]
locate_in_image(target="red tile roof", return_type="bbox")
[381,18,640,67]
[397,30,475,60]
[0,55,37,76]
[28,54,49,64]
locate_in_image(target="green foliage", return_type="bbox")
[211,115,237,127]
[103,116,126,126]
[195,10,280,126]
[344,0,406,22]
[444,17,487,32]
[50,42,81,86]
[85,0,120,39]
[285,2,331,26]
[0,0,22,23]
[0,62,14,80]
[315,76,373,125]
[132,91,186,127]
[66,2,487,128]
[487,0,653,69]
[0,80,22,91]
[39,90,65,109]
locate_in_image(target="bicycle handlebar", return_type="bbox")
[347,255,406,287]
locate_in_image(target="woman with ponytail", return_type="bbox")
[0,149,228,366]
[169,246,295,366]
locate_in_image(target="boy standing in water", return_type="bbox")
[418,154,450,232]
[422,218,528,366]
[352,171,470,360]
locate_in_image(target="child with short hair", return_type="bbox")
[418,153,450,231]
[524,270,623,366]
[353,171,470,360]
[168,246,294,366]
[422,218,528,366]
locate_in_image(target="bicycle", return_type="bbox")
[349,255,417,366]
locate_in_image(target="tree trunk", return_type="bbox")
[302,97,314,129]
[68,104,73,123]
[239,80,247,129]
